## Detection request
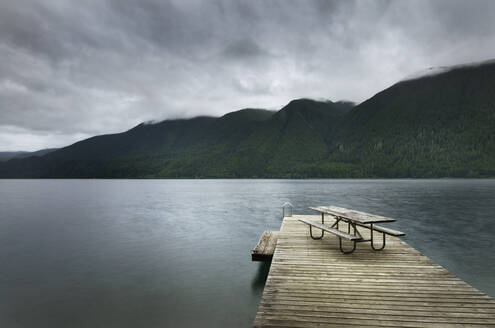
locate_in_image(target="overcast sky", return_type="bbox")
[1,0,495,151]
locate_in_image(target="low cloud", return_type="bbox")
[1,0,494,150]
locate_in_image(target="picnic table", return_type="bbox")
[299,206,405,254]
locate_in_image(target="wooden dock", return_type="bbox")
[254,215,495,327]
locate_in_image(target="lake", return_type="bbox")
[0,179,494,327]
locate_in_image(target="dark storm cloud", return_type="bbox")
[1,0,494,150]
[222,38,269,60]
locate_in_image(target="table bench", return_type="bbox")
[299,218,362,241]
[353,221,405,237]
[299,206,405,254]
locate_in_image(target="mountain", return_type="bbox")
[0,148,58,162]
[0,60,494,178]
[0,152,28,162]
[331,62,495,177]
[232,99,353,177]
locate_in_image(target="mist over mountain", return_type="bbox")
[1,61,494,178]
[0,149,58,162]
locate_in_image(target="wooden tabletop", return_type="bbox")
[309,205,396,224]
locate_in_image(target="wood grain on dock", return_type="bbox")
[252,231,279,261]
[254,215,495,327]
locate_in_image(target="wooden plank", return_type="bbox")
[298,218,362,240]
[252,231,279,261]
[254,214,495,327]
[309,206,396,224]
[351,222,406,236]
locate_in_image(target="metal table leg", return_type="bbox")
[309,225,324,240]
[370,223,386,251]
[339,222,358,254]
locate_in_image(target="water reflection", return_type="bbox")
[251,262,271,293]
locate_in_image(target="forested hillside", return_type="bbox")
[1,61,494,178]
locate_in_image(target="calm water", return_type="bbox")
[0,179,494,327]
